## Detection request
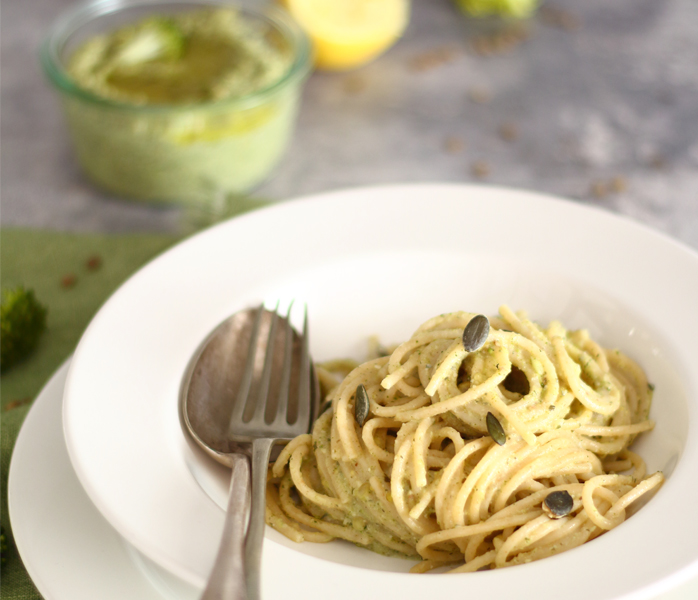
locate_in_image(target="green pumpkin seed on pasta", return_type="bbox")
[462,314,490,352]
[543,490,574,518]
[354,384,370,427]
[486,411,506,445]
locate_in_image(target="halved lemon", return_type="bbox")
[284,0,410,71]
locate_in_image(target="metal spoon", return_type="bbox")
[180,306,318,600]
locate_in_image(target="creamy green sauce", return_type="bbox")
[313,411,420,559]
[68,9,293,105]
[61,8,306,203]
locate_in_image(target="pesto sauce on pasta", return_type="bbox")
[267,306,663,572]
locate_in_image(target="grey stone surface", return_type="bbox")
[2,0,697,249]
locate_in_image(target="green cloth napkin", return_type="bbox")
[1,228,180,598]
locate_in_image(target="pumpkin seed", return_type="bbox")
[354,384,370,427]
[543,490,574,518]
[462,315,490,352]
[486,411,506,445]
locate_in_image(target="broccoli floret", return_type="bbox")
[1,286,48,373]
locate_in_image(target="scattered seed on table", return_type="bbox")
[498,122,519,142]
[86,255,103,270]
[344,75,367,95]
[4,397,32,411]
[540,7,581,32]
[61,274,77,288]
[472,160,491,178]
[470,25,529,57]
[468,87,492,104]
[609,175,627,193]
[444,136,465,154]
[649,154,667,170]
[409,45,459,72]
[590,180,609,198]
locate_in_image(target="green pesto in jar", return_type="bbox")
[56,7,308,204]
[68,8,293,105]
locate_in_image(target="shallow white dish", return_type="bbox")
[63,183,698,599]
[8,361,196,600]
[11,360,698,600]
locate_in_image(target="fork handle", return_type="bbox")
[244,437,275,600]
[201,453,250,600]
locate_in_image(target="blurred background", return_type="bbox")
[3,0,697,247]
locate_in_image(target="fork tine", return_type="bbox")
[249,302,280,424]
[228,304,265,433]
[271,302,294,426]
[295,305,311,428]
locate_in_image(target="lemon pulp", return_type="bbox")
[285,0,410,70]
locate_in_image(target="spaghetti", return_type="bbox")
[266,306,664,572]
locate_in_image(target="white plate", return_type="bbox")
[8,361,196,600]
[63,183,698,599]
[12,360,698,600]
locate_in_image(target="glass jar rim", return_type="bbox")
[40,0,313,112]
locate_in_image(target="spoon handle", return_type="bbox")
[244,437,275,600]
[201,453,250,600]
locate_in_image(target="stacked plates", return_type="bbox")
[9,184,698,599]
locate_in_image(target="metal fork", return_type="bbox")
[197,304,316,600]
[233,304,314,600]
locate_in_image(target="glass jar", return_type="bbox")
[41,0,312,205]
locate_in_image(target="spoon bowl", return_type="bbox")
[182,307,307,463]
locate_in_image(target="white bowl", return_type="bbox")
[62,184,698,600]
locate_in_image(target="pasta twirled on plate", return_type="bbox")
[265,306,664,572]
